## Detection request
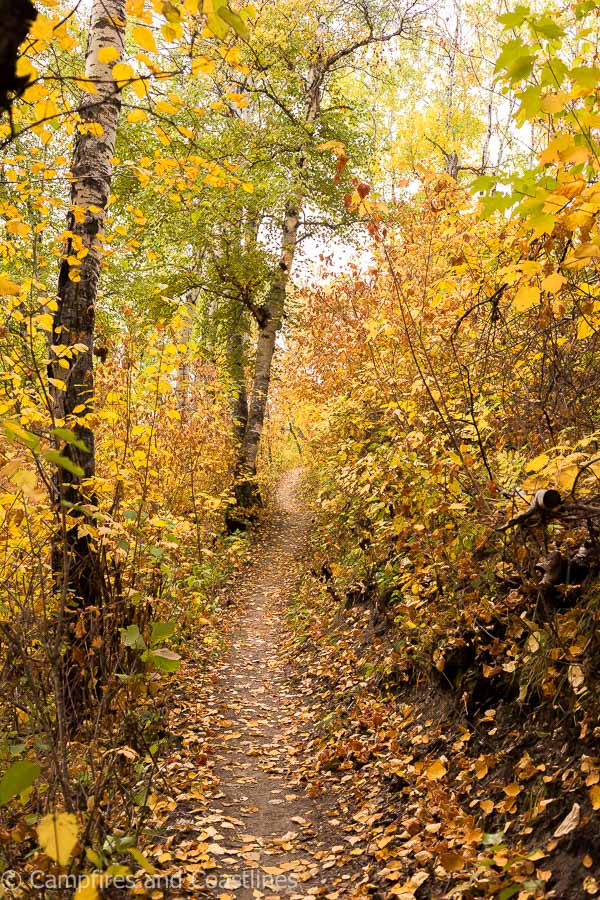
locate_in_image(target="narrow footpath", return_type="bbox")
[148,470,361,899]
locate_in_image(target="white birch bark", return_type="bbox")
[50,0,126,473]
[50,0,126,730]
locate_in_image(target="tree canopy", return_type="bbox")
[1,0,600,895]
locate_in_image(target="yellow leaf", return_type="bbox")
[37,313,54,332]
[127,108,147,123]
[0,276,21,296]
[513,284,541,312]
[574,243,600,260]
[59,34,77,51]
[540,92,569,114]
[425,760,447,781]
[74,883,99,900]
[98,47,120,64]
[590,785,600,810]
[162,22,182,40]
[503,783,522,797]
[241,182,254,193]
[155,100,178,114]
[556,179,585,201]
[542,272,566,294]
[7,219,30,238]
[562,146,591,166]
[526,452,549,473]
[37,812,79,865]
[222,45,241,65]
[131,78,149,100]
[577,318,595,340]
[557,464,579,492]
[11,469,37,497]
[132,25,157,53]
[565,210,593,230]
[30,14,54,41]
[16,57,38,82]
[78,122,104,137]
[318,140,346,155]
[112,62,135,84]
[191,56,216,76]
[540,136,569,165]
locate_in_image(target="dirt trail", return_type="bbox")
[154,469,357,899]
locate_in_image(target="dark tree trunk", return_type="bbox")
[227,315,249,447]
[50,0,126,731]
[0,0,36,118]
[226,201,300,530]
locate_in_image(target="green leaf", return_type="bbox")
[217,5,249,38]
[571,66,600,88]
[498,886,521,900]
[528,212,555,237]
[540,57,568,87]
[51,427,89,453]
[3,421,40,452]
[470,175,495,193]
[128,846,158,875]
[530,15,564,40]
[498,5,529,28]
[148,647,181,673]
[482,831,505,847]
[506,53,536,83]
[85,848,103,867]
[121,624,146,650]
[495,38,527,74]
[481,192,515,217]
[575,0,597,18]
[44,450,85,477]
[150,621,176,646]
[115,834,136,850]
[0,760,41,805]
[516,84,542,122]
[206,11,229,39]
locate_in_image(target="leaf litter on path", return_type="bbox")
[144,470,364,898]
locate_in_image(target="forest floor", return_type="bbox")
[142,471,599,900]
[145,469,362,898]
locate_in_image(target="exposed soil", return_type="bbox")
[149,469,361,898]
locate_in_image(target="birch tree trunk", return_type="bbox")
[176,290,199,413]
[227,314,249,447]
[49,0,126,730]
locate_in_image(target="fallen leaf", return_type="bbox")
[37,812,79,865]
[425,760,447,781]
[553,802,581,838]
